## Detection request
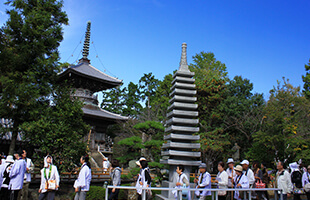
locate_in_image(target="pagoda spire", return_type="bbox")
[80,21,91,63]
[179,42,189,71]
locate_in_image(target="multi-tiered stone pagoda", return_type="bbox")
[159,43,201,199]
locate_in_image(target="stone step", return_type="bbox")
[168,102,198,111]
[169,95,197,103]
[166,117,199,126]
[171,82,196,90]
[165,125,199,133]
[167,110,198,118]
[164,133,200,140]
[160,159,201,166]
[170,88,196,97]
[162,141,200,149]
[161,150,201,157]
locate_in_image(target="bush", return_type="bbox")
[86,186,106,200]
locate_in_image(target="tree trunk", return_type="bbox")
[141,131,146,157]
[8,127,19,155]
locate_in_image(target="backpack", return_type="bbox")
[3,163,12,185]
[291,171,302,188]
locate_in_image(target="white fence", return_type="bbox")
[105,185,283,200]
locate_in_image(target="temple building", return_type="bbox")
[0,22,127,163]
[57,21,128,157]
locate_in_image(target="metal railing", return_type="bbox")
[105,186,283,200]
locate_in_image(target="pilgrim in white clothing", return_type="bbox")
[74,156,92,200]
[233,173,249,200]
[38,155,60,200]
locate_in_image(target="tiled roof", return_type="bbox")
[58,61,122,90]
[82,107,128,121]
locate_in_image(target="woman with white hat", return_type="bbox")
[0,155,14,200]
[232,165,249,200]
[38,155,60,200]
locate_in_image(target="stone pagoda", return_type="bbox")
[159,43,201,199]
[58,22,127,161]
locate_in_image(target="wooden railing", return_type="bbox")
[31,167,130,182]
[31,168,216,183]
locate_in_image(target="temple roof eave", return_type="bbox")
[82,107,128,122]
[58,66,122,88]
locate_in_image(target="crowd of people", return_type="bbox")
[0,150,92,200]
[1,152,310,200]
[107,157,310,200]
[169,158,310,200]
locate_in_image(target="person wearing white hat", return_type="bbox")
[0,155,14,200]
[135,157,146,167]
[38,155,60,200]
[240,160,255,186]
[226,158,236,193]
[232,165,249,200]
[194,163,211,200]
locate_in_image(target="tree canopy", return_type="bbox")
[0,0,89,171]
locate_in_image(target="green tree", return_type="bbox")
[117,136,143,164]
[189,52,230,168]
[21,85,89,171]
[150,73,173,121]
[249,78,310,165]
[123,82,143,117]
[0,0,68,155]
[138,73,159,120]
[116,121,164,166]
[133,121,164,162]
[101,84,125,114]
[302,59,310,99]
[219,76,265,155]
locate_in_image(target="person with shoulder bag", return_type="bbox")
[172,165,190,200]
[232,165,249,200]
[194,163,212,200]
[108,159,122,200]
[137,160,152,200]
[38,155,60,200]
[290,162,303,200]
[302,165,310,200]
[0,155,15,200]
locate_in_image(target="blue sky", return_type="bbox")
[1,0,310,100]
